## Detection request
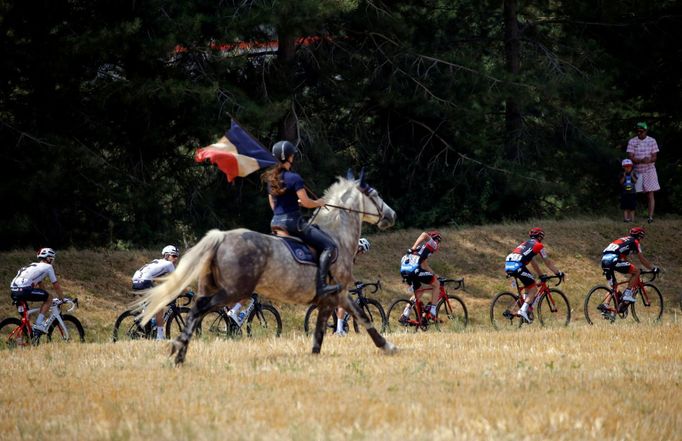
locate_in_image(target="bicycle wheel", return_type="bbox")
[246,304,282,338]
[490,292,522,330]
[47,315,85,343]
[631,284,663,324]
[196,310,233,340]
[165,306,191,339]
[303,305,337,336]
[436,295,468,331]
[112,310,149,342]
[537,289,570,327]
[386,298,418,333]
[0,317,31,349]
[584,286,617,325]
[358,298,387,333]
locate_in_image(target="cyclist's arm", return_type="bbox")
[410,232,430,250]
[52,281,65,300]
[541,256,561,275]
[636,252,654,270]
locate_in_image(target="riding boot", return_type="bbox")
[316,249,341,298]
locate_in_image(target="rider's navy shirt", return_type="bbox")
[271,170,306,215]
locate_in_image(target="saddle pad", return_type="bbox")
[280,236,317,266]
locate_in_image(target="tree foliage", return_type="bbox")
[1,0,680,249]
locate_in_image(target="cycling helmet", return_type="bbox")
[272,140,298,162]
[629,227,645,239]
[37,248,56,260]
[358,238,370,253]
[529,227,545,241]
[162,245,180,257]
[428,231,442,242]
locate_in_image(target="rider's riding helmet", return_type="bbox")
[529,227,545,241]
[629,227,645,240]
[37,248,56,260]
[272,140,298,163]
[162,245,180,257]
[358,238,371,253]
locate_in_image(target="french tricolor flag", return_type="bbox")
[195,120,276,182]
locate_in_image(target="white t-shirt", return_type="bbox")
[10,262,58,289]
[132,259,175,283]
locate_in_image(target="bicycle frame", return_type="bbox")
[510,275,563,317]
[408,277,464,327]
[8,298,77,342]
[599,271,655,315]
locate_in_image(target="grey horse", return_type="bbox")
[137,172,397,365]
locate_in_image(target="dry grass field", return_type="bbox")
[1,218,681,440]
[0,323,680,440]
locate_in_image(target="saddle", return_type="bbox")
[274,234,338,267]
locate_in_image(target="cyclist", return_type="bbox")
[131,245,180,340]
[335,237,372,335]
[600,227,658,313]
[398,231,442,323]
[262,140,340,298]
[9,248,65,334]
[504,228,564,323]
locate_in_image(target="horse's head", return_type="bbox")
[348,168,396,230]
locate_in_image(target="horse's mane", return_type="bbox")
[316,176,359,229]
[322,176,356,200]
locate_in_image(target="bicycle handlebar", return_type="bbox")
[437,276,465,290]
[539,274,564,286]
[349,280,381,295]
[640,268,659,282]
[178,290,195,306]
[53,297,78,312]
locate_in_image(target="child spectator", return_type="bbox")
[620,159,637,222]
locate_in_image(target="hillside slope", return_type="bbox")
[1,218,680,340]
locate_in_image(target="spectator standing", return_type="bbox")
[619,159,637,222]
[626,122,659,223]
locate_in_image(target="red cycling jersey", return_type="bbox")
[602,236,641,260]
[505,239,546,265]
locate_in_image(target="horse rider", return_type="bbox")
[262,140,341,298]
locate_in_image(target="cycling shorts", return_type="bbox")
[407,269,436,291]
[131,280,154,291]
[10,287,48,302]
[505,264,535,288]
[601,254,634,274]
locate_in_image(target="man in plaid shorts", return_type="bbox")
[627,122,659,223]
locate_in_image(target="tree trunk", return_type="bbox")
[503,0,522,160]
[277,29,297,141]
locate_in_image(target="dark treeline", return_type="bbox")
[1,0,681,249]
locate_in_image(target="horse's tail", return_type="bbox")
[136,229,226,325]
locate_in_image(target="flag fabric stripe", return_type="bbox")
[195,120,276,182]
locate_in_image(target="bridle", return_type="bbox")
[323,185,386,226]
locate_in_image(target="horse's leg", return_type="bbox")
[171,288,230,365]
[340,294,397,354]
[312,302,334,354]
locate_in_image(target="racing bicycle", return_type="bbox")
[112,291,194,342]
[0,296,85,348]
[198,293,282,339]
[490,274,570,329]
[303,281,387,336]
[583,269,663,325]
[387,276,468,332]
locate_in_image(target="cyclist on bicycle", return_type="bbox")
[399,230,442,323]
[334,237,372,335]
[131,245,180,340]
[504,228,564,323]
[9,248,65,334]
[600,227,658,312]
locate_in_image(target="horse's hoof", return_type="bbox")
[382,341,398,354]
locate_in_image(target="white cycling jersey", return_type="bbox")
[10,262,58,289]
[132,259,175,283]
